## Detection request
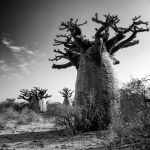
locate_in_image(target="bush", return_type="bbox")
[106,75,150,149]
[48,89,108,135]
[0,100,22,113]
[17,107,40,125]
[46,102,62,117]
[0,115,7,130]
[0,107,19,130]
[2,107,19,120]
[53,104,78,135]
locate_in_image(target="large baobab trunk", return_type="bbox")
[75,52,120,129]
[50,13,149,130]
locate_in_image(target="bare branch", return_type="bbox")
[92,13,121,40]
[64,47,80,53]
[49,49,68,61]
[53,34,71,46]
[78,20,87,26]
[49,55,67,61]
[75,19,78,24]
[104,14,120,25]
[110,15,149,35]
[122,40,139,48]
[58,22,68,30]
[110,32,137,54]
[52,62,73,69]
[54,49,66,55]
[42,94,52,99]
[92,13,120,26]
[92,13,104,25]
[56,34,69,38]
[120,16,149,34]
[18,89,31,101]
[106,33,126,53]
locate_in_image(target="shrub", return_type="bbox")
[46,102,62,116]
[0,107,19,130]
[0,115,7,130]
[2,107,19,120]
[106,75,150,149]
[49,89,107,135]
[53,104,78,135]
[17,107,40,125]
[0,100,21,113]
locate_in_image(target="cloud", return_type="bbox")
[0,73,24,82]
[9,46,26,53]
[2,38,34,54]
[25,50,35,55]
[1,37,45,77]
[2,38,13,46]
[0,60,4,64]
[34,42,42,46]
[0,64,14,72]
[18,62,30,74]
[30,59,44,66]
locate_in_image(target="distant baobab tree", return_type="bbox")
[58,87,74,106]
[18,87,52,112]
[49,13,149,130]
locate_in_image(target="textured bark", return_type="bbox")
[50,14,149,130]
[39,98,47,112]
[63,97,71,106]
[75,51,120,129]
[28,95,39,112]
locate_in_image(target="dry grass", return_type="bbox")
[0,100,43,130]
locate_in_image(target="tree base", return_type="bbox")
[75,115,111,132]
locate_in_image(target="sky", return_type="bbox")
[0,0,150,103]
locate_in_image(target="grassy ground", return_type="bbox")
[0,101,110,150]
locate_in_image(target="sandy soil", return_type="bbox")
[0,119,109,150]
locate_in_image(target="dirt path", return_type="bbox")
[0,121,108,150]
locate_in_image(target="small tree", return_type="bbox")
[58,87,74,106]
[18,87,52,112]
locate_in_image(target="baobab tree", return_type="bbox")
[18,87,52,112]
[49,13,149,129]
[58,87,74,106]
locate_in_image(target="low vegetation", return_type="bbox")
[0,99,41,130]
[0,76,150,149]
[105,75,150,149]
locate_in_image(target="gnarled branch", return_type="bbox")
[49,49,68,61]
[52,62,73,69]
[122,40,139,48]
[111,32,137,54]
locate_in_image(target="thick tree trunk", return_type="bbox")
[39,98,47,112]
[63,97,71,106]
[75,51,120,130]
[28,96,39,112]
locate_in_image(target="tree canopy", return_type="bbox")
[49,13,149,69]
